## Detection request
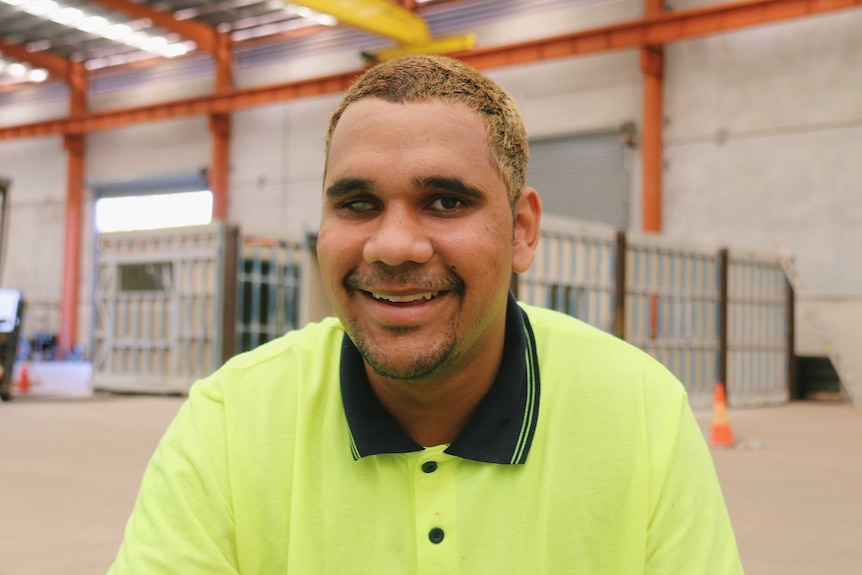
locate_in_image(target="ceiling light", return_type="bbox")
[103,23,133,41]
[140,36,168,52]
[27,68,48,82]
[79,15,110,34]
[22,0,57,16]
[50,6,83,25]
[159,43,191,58]
[7,63,27,77]
[0,56,48,84]
[1,0,194,64]
[124,31,150,48]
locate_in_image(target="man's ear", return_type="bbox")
[512,187,542,274]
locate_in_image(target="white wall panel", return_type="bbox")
[0,137,66,304]
[235,51,362,89]
[665,12,862,141]
[471,0,640,47]
[0,137,65,203]
[490,52,641,138]
[229,95,338,237]
[86,117,210,184]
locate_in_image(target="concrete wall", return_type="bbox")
[663,7,862,299]
[0,0,860,372]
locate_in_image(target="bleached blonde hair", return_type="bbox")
[325,55,528,205]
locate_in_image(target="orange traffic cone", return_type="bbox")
[709,382,735,447]
[17,362,30,395]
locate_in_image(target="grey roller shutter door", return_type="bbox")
[527,131,629,228]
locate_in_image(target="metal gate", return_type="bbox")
[92,223,229,394]
[625,236,721,407]
[236,237,303,354]
[727,251,789,406]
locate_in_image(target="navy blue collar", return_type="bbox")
[339,292,540,465]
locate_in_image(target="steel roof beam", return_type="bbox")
[1,0,860,140]
[460,0,862,68]
[0,38,71,78]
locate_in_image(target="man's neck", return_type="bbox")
[366,338,505,447]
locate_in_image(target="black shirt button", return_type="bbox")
[428,527,445,544]
[421,461,438,473]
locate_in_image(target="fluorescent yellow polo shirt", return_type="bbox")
[109,294,743,574]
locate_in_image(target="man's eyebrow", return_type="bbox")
[325,177,374,199]
[414,176,486,200]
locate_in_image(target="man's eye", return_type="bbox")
[343,199,375,212]
[429,197,464,211]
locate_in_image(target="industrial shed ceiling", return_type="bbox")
[0,0,547,89]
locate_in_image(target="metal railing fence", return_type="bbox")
[518,216,792,407]
[235,237,303,354]
[84,217,792,406]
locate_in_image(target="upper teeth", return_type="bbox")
[371,291,439,303]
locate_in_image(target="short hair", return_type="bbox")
[325,55,528,205]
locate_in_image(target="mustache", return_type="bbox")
[344,265,465,294]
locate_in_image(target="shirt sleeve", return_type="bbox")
[108,378,239,575]
[645,388,745,574]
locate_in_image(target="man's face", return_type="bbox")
[318,98,537,383]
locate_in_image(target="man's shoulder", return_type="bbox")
[220,316,345,373]
[518,302,619,343]
[190,317,345,406]
[518,301,685,397]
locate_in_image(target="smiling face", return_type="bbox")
[318,98,540,387]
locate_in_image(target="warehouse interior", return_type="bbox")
[0,0,860,572]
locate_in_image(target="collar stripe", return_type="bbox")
[512,318,540,464]
[348,430,360,460]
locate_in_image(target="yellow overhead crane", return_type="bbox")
[288,0,476,61]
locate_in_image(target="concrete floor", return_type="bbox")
[0,394,860,575]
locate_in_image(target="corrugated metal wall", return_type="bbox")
[528,131,630,228]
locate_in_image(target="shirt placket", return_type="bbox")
[411,446,458,575]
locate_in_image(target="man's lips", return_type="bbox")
[368,290,441,303]
[345,266,465,301]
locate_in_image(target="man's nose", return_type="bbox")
[362,206,433,267]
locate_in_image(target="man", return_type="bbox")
[110,55,743,573]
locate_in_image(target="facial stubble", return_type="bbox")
[342,266,466,382]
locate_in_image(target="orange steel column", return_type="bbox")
[59,62,87,355]
[210,33,233,221]
[641,0,664,233]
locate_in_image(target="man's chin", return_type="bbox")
[359,345,456,383]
